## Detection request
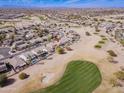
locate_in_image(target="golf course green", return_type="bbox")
[32,60,102,93]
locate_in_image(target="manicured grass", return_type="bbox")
[32,60,102,93]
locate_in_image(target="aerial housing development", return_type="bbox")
[0,0,124,93]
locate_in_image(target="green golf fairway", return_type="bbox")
[32,60,102,93]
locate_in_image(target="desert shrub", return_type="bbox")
[117,21,121,24]
[107,50,117,57]
[94,44,102,49]
[107,56,114,62]
[102,37,108,41]
[0,74,7,87]
[108,20,113,22]
[93,32,99,35]
[19,73,28,80]
[114,71,124,80]
[96,29,100,32]
[100,35,105,37]
[109,78,121,87]
[85,32,91,36]
[56,46,65,54]
[100,19,105,21]
[98,40,105,44]
[93,18,98,21]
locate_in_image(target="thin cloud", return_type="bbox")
[65,0,80,4]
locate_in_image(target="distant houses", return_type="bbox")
[18,47,49,65]
[0,13,80,75]
[0,62,7,72]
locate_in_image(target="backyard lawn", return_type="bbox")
[32,60,102,93]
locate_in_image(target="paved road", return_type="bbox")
[0,48,10,57]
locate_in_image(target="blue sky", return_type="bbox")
[0,0,124,8]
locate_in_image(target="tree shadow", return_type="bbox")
[110,60,118,64]
[3,78,16,87]
[61,51,67,54]
[25,75,30,79]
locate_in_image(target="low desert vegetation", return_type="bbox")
[98,40,105,44]
[85,32,91,36]
[109,78,121,87]
[114,71,124,81]
[110,70,124,87]
[96,29,100,32]
[93,18,99,21]
[93,32,99,35]
[94,44,102,48]
[99,19,105,21]
[107,50,117,57]
[102,37,108,41]
[94,36,108,49]
[100,35,105,37]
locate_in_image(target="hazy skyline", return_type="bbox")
[0,0,124,8]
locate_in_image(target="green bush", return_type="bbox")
[107,50,117,57]
[94,45,102,49]
[0,74,7,87]
[56,47,65,54]
[19,73,28,80]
